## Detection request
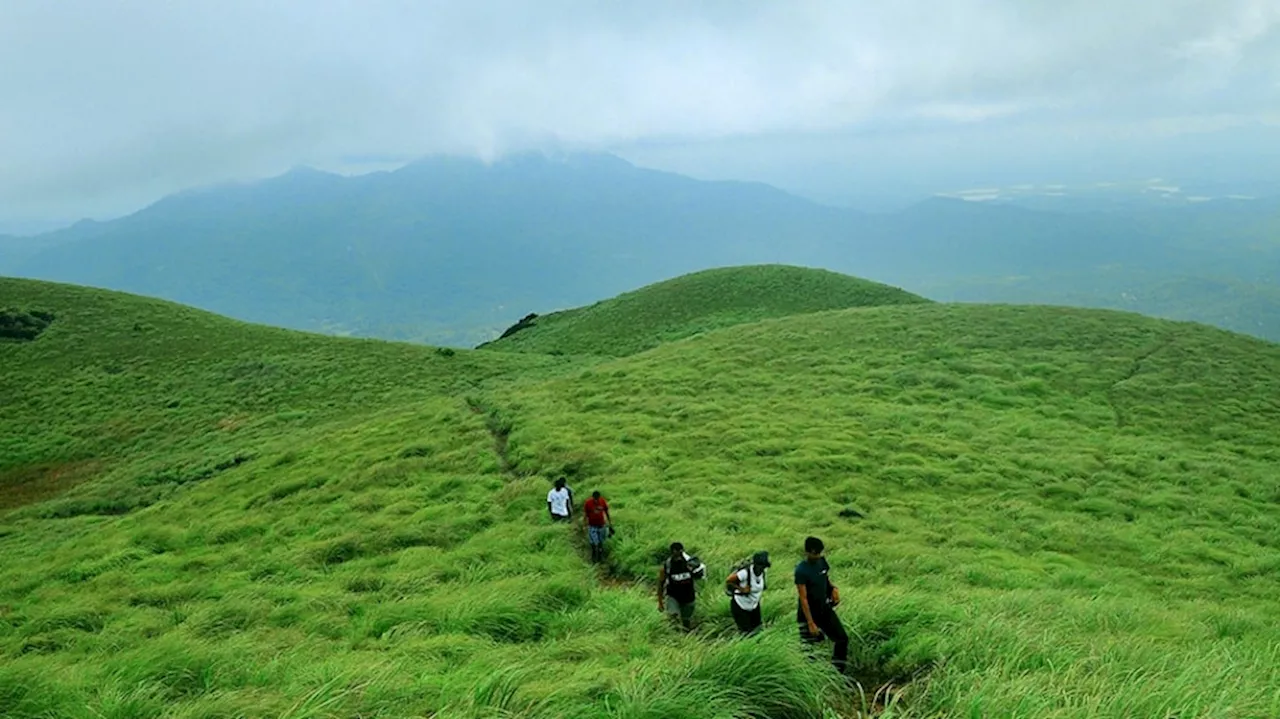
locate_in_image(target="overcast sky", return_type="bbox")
[2,0,1278,228]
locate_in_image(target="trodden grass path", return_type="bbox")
[469,393,909,717]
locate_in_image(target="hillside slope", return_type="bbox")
[2,277,1279,718]
[478,264,929,356]
[0,278,847,719]
[498,303,1280,717]
[0,277,567,491]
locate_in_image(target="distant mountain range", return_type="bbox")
[3,152,1278,345]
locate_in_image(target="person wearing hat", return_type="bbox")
[725,551,771,634]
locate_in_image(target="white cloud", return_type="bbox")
[0,0,1276,220]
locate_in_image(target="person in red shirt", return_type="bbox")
[583,490,612,563]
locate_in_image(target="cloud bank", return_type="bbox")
[1,0,1277,221]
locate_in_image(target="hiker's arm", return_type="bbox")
[797,584,818,633]
[656,566,666,608]
[726,570,744,594]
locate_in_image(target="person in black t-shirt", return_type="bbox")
[795,536,848,674]
[658,541,705,629]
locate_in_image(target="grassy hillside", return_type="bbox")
[0,278,845,719]
[497,304,1280,717]
[3,276,1279,718]
[478,265,929,356]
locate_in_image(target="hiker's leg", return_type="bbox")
[589,526,606,562]
[731,601,752,632]
[816,608,849,674]
[664,596,683,625]
[746,606,763,634]
[680,601,695,629]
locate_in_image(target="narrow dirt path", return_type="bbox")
[467,395,637,583]
[466,397,518,477]
[1107,334,1175,428]
[465,396,910,717]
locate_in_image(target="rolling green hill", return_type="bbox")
[478,265,930,356]
[3,276,1279,718]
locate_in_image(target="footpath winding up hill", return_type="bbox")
[479,264,929,356]
[2,267,1279,718]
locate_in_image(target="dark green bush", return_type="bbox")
[0,308,54,341]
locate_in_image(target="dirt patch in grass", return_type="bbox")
[0,460,103,511]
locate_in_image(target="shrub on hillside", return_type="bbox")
[0,308,54,341]
[495,312,538,340]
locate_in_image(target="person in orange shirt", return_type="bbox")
[583,490,612,562]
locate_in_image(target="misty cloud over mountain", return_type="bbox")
[3,1,1277,224]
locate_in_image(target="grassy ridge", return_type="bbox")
[0,277,572,515]
[498,304,1280,716]
[479,264,929,356]
[3,276,1280,717]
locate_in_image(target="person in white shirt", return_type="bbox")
[725,551,770,634]
[546,477,573,522]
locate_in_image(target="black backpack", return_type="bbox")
[665,555,704,600]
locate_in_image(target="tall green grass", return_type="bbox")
[499,303,1280,717]
[2,277,1279,717]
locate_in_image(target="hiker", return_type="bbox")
[725,551,771,634]
[657,542,706,630]
[546,477,573,522]
[796,536,848,674]
[583,490,612,562]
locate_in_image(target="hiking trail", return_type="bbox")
[465,395,914,718]
[466,397,518,477]
[1106,334,1175,428]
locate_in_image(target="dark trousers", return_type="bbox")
[798,602,848,673]
[730,600,762,634]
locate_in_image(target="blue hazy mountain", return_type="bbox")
[6,152,1278,345]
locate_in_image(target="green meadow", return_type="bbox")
[2,267,1279,718]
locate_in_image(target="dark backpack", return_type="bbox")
[665,556,700,602]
